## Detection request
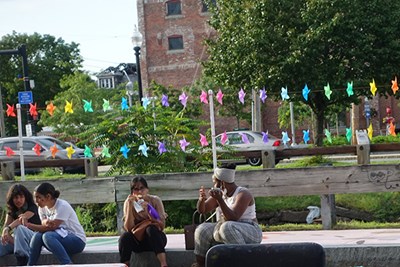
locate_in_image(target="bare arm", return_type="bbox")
[197,186,218,214]
[213,190,253,221]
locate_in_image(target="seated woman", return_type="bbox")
[0,184,41,265]
[192,163,263,267]
[119,176,168,267]
[26,182,86,265]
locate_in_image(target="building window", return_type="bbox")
[166,0,181,16]
[168,35,184,50]
[201,0,216,13]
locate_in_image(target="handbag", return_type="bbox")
[184,210,205,250]
[131,219,154,241]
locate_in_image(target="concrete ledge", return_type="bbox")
[2,245,400,267]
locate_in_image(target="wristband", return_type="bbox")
[4,225,12,232]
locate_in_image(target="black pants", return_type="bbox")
[119,225,167,263]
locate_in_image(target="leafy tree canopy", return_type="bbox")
[203,0,400,145]
[0,32,82,135]
[38,72,120,139]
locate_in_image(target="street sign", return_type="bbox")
[18,91,33,104]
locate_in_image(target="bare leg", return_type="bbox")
[156,252,168,267]
[195,255,205,267]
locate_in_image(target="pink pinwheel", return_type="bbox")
[179,138,190,151]
[161,94,169,107]
[220,131,228,145]
[158,141,167,154]
[179,92,188,107]
[216,89,224,105]
[240,133,250,144]
[199,133,209,147]
[260,87,267,103]
[238,88,246,104]
[200,90,208,104]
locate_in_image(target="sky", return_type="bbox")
[0,0,138,75]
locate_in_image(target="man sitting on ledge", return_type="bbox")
[191,163,263,267]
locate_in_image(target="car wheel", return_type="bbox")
[248,157,261,166]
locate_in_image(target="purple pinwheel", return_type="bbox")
[238,88,246,104]
[240,133,250,144]
[179,138,190,151]
[260,87,267,103]
[262,131,269,143]
[179,92,188,107]
[157,141,167,155]
[161,94,169,107]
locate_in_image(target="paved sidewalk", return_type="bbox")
[85,228,400,252]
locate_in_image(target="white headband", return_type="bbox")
[214,167,235,183]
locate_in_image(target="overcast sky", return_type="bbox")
[0,0,138,74]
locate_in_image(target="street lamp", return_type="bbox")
[131,25,143,106]
[125,81,134,107]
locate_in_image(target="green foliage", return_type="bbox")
[38,72,120,139]
[371,134,400,144]
[164,200,198,229]
[204,0,400,145]
[75,206,94,232]
[74,203,117,233]
[0,32,82,136]
[78,83,210,175]
[256,195,320,213]
[322,135,348,146]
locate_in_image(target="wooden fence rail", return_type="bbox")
[1,162,400,231]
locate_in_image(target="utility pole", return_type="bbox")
[0,44,33,136]
[0,85,5,137]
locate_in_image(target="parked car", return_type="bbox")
[0,136,85,173]
[215,130,283,166]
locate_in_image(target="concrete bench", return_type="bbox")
[0,249,195,267]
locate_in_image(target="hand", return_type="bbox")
[1,229,12,245]
[209,188,223,201]
[199,186,207,201]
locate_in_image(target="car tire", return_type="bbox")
[248,157,262,166]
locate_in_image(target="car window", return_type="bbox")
[23,141,37,150]
[245,133,255,143]
[38,138,68,150]
[228,133,242,144]
[3,141,18,150]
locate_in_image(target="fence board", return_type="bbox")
[1,164,400,207]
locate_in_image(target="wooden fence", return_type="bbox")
[1,161,400,230]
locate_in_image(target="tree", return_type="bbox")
[203,0,400,145]
[78,82,209,175]
[0,32,82,135]
[38,72,120,139]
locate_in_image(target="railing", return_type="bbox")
[1,143,399,231]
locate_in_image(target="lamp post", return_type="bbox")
[131,26,143,106]
[126,81,134,107]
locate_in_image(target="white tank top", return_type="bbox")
[217,186,256,221]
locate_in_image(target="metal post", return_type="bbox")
[0,85,5,137]
[134,46,143,106]
[290,102,296,145]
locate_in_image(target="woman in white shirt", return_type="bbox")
[26,182,86,265]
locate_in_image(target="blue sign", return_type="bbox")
[18,91,33,104]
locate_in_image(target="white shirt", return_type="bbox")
[39,198,86,243]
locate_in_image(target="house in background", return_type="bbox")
[96,63,137,89]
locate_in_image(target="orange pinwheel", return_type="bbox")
[392,76,399,94]
[34,144,42,156]
[50,143,59,158]
[6,104,16,117]
[46,102,56,116]
[5,146,15,157]
[389,122,396,136]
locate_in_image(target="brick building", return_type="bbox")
[136,0,399,141]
